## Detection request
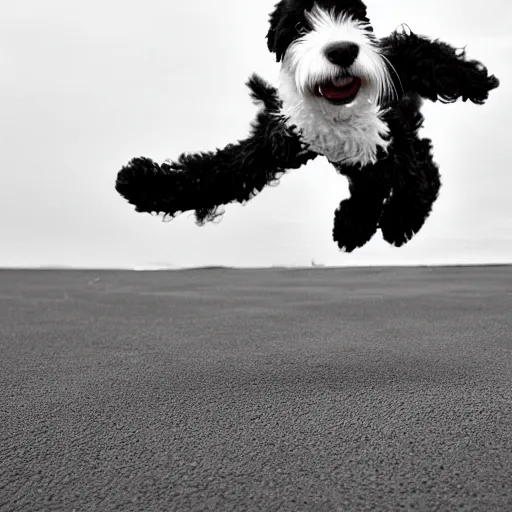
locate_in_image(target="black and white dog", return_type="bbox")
[116,0,499,252]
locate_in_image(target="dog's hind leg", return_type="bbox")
[382,29,499,105]
[115,74,317,224]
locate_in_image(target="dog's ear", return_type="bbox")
[266,1,287,60]
[266,0,304,62]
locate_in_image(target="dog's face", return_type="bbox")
[268,0,393,110]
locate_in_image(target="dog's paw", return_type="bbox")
[379,198,428,247]
[332,199,381,253]
[461,61,500,105]
[115,157,185,216]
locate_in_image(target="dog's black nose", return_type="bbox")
[324,42,360,67]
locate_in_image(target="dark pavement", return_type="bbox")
[1,266,511,511]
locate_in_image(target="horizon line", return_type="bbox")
[0,262,511,272]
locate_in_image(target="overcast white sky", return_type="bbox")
[1,0,510,268]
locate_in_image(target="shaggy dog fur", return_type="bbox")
[116,0,499,252]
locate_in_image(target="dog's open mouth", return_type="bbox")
[315,76,362,105]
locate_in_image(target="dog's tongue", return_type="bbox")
[319,77,361,100]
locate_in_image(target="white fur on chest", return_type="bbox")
[283,102,391,167]
[278,71,391,167]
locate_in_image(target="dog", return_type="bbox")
[116,0,499,252]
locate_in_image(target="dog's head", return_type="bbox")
[267,0,394,110]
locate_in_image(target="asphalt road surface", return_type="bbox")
[1,266,511,511]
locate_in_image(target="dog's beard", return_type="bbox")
[276,6,394,167]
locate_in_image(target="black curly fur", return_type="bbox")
[116,75,317,224]
[115,3,499,252]
[381,29,499,105]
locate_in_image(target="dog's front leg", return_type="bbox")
[332,165,391,252]
[116,76,317,225]
[382,30,499,105]
[380,137,442,247]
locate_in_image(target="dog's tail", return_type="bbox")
[246,73,282,113]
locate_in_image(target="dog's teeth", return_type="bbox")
[333,77,354,87]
